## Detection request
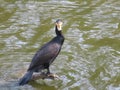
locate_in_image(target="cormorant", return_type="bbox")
[18,19,64,85]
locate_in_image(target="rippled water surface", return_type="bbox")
[0,0,120,90]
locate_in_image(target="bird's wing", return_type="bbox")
[28,42,61,71]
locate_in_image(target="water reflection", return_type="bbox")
[0,0,120,90]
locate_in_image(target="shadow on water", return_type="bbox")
[0,0,120,90]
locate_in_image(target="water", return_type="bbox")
[0,0,120,90]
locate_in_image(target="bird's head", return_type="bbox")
[55,19,63,31]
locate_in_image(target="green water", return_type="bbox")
[0,0,120,90]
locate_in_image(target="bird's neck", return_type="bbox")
[55,26,64,44]
[55,26,62,36]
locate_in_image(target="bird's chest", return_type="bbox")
[48,43,60,55]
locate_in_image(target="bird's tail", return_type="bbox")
[18,70,33,86]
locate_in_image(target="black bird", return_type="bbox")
[18,19,64,85]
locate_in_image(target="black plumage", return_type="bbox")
[18,19,64,85]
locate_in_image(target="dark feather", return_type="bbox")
[18,19,64,85]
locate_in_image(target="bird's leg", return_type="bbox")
[44,64,57,78]
[44,63,51,75]
[46,68,59,79]
[46,68,51,75]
